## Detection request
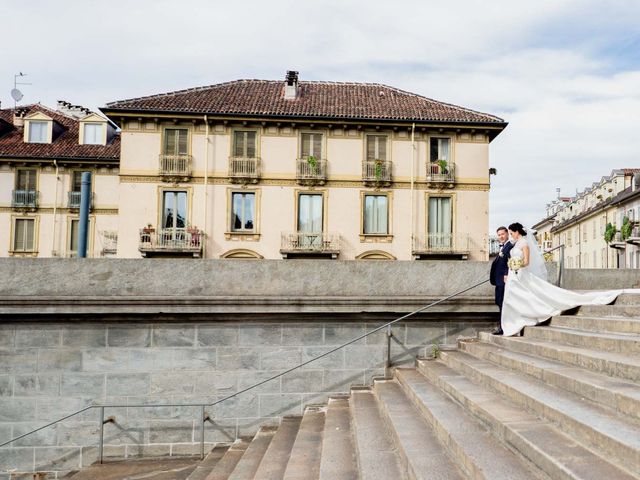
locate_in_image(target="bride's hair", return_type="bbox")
[508,222,527,236]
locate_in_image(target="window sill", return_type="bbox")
[360,234,393,243]
[225,232,260,241]
[8,251,38,257]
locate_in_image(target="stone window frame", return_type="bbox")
[9,214,39,256]
[359,190,393,242]
[225,187,261,241]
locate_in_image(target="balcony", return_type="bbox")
[229,156,261,184]
[625,226,640,246]
[280,232,340,259]
[609,232,626,250]
[296,157,327,185]
[426,162,455,187]
[159,154,192,180]
[362,159,392,186]
[138,227,204,258]
[412,233,471,260]
[67,191,94,210]
[12,189,38,209]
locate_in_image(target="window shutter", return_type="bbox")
[164,130,176,154]
[366,136,376,161]
[301,134,311,157]
[16,170,35,190]
[378,136,387,161]
[14,220,25,251]
[312,134,322,158]
[234,132,244,157]
[177,130,188,155]
[246,132,256,158]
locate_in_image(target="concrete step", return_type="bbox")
[318,396,358,480]
[282,406,326,480]
[393,367,546,480]
[577,304,640,317]
[349,388,405,480]
[551,314,640,334]
[65,457,201,480]
[204,439,250,480]
[479,331,640,382]
[614,294,640,305]
[253,415,302,480]
[524,325,640,354]
[460,340,640,420]
[372,378,465,480]
[186,445,230,480]
[409,361,638,480]
[435,350,640,476]
[227,427,277,480]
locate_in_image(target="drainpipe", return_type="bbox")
[410,123,416,258]
[77,171,92,258]
[52,159,59,256]
[203,115,209,259]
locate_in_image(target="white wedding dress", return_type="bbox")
[501,236,632,337]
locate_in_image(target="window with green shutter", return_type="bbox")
[301,133,323,158]
[233,131,257,157]
[163,129,189,155]
[366,135,387,161]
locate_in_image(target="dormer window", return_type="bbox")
[83,123,104,145]
[28,121,48,143]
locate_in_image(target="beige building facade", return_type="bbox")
[534,169,640,269]
[102,72,507,261]
[0,103,120,258]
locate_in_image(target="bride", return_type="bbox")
[500,222,630,337]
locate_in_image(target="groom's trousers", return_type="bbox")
[495,284,505,312]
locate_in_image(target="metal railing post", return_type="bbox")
[559,245,565,287]
[98,406,105,464]
[200,405,206,460]
[385,325,393,369]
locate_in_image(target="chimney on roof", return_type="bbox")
[284,70,299,100]
[13,107,27,127]
[57,100,92,119]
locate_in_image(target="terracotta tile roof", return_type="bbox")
[103,79,506,126]
[0,104,119,162]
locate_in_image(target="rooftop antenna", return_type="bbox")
[12,72,31,109]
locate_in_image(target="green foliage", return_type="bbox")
[437,159,449,173]
[430,342,441,359]
[307,154,318,173]
[621,216,632,240]
[374,160,384,180]
[604,223,616,243]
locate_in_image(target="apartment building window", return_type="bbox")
[592,221,596,239]
[567,230,572,247]
[428,196,452,247]
[430,138,450,162]
[68,218,91,255]
[233,131,257,157]
[363,194,388,235]
[231,192,255,232]
[366,135,387,161]
[28,121,48,143]
[593,251,597,268]
[162,191,188,229]
[298,193,323,232]
[13,218,35,252]
[83,123,104,145]
[163,128,189,155]
[300,133,323,159]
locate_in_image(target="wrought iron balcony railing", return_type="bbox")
[296,157,327,184]
[229,156,261,183]
[627,226,640,245]
[159,154,192,178]
[362,159,392,185]
[413,233,471,259]
[11,189,38,209]
[67,191,94,209]
[280,231,340,258]
[426,162,456,184]
[609,231,626,249]
[139,227,204,257]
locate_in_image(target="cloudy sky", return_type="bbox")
[2,0,639,230]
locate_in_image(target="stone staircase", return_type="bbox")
[56,293,640,479]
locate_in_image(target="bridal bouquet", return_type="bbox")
[508,257,524,273]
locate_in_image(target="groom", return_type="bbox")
[489,226,513,335]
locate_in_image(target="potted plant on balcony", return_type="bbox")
[437,159,449,174]
[604,223,616,243]
[374,159,384,181]
[621,216,632,240]
[307,155,318,174]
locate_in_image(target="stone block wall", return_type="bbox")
[0,316,491,476]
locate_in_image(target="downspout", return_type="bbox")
[52,159,59,256]
[203,115,209,259]
[410,123,416,258]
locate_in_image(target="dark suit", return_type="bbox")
[490,242,513,312]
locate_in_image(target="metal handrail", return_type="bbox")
[0,277,490,461]
[543,244,565,286]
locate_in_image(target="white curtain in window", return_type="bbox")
[298,194,323,232]
[438,138,450,161]
[364,195,388,234]
[428,197,452,247]
[83,124,103,145]
[28,121,47,143]
[14,219,34,251]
